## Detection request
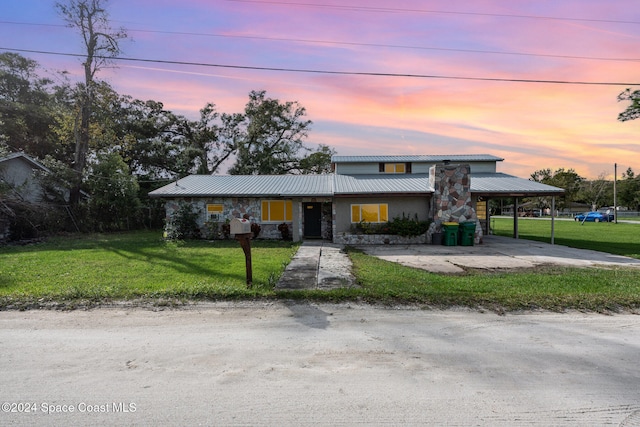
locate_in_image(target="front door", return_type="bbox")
[303,203,322,238]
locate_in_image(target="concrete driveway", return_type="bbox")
[359,235,640,274]
[1,304,640,426]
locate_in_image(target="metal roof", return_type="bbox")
[0,152,51,173]
[149,174,334,198]
[331,154,504,163]
[150,172,564,198]
[333,174,432,195]
[471,173,565,196]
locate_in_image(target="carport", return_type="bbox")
[471,173,566,244]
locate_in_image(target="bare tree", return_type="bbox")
[56,0,127,204]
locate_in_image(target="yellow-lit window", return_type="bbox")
[351,204,389,223]
[351,205,361,223]
[261,200,293,222]
[476,200,487,220]
[383,163,405,174]
[206,204,224,220]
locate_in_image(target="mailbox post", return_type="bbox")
[230,218,253,287]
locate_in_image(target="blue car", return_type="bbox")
[575,211,614,222]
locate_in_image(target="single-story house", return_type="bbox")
[0,152,52,203]
[1,152,53,241]
[149,154,565,244]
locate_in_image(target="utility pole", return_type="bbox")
[614,163,618,224]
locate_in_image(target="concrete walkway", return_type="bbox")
[276,241,356,290]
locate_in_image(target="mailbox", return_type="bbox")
[230,217,251,235]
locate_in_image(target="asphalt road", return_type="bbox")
[1,303,640,426]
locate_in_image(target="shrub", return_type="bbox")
[251,222,261,239]
[220,220,231,240]
[166,203,201,240]
[351,213,431,237]
[202,220,220,240]
[387,214,431,237]
[278,223,291,241]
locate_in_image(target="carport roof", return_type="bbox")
[471,173,565,196]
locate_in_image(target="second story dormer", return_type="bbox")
[332,154,504,175]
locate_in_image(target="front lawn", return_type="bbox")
[0,231,298,307]
[1,227,640,312]
[345,250,640,312]
[490,217,640,259]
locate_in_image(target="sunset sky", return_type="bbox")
[1,0,639,179]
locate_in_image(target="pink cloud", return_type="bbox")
[3,0,638,179]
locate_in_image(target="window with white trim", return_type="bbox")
[261,200,293,222]
[351,203,389,223]
[206,204,224,221]
[379,163,410,174]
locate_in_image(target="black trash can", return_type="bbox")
[431,232,443,245]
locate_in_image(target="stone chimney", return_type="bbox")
[430,163,477,227]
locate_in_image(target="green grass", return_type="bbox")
[332,218,640,312]
[0,231,298,307]
[345,250,640,312]
[1,225,640,312]
[490,217,640,259]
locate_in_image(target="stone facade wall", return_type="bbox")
[164,197,289,240]
[320,202,333,240]
[333,232,428,245]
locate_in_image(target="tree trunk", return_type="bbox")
[69,90,91,206]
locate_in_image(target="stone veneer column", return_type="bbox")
[429,163,477,227]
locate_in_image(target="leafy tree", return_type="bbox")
[298,144,335,174]
[175,103,239,176]
[228,90,312,175]
[85,151,140,231]
[530,168,583,211]
[618,89,640,122]
[578,173,613,210]
[618,167,640,210]
[56,0,128,205]
[0,52,58,157]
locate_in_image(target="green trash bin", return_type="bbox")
[442,222,459,246]
[458,221,476,246]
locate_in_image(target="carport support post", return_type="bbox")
[551,196,556,245]
[513,197,519,239]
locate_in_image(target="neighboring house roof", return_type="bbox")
[0,152,53,204]
[471,173,565,196]
[150,172,564,198]
[149,174,334,198]
[332,154,504,163]
[0,152,52,174]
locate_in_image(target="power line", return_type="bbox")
[2,46,639,86]
[1,20,639,63]
[226,0,640,25]
[131,31,640,63]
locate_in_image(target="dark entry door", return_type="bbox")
[303,203,322,238]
